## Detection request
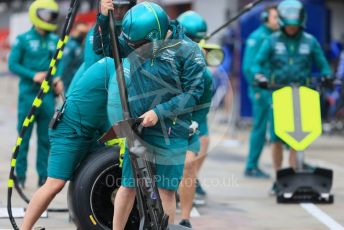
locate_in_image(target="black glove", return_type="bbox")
[255,74,268,89]
[321,77,334,89]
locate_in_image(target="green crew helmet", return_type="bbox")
[121,2,169,48]
[29,0,59,31]
[278,0,306,28]
[177,11,207,42]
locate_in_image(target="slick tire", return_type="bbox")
[67,146,140,230]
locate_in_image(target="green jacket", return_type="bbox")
[60,37,84,92]
[119,21,205,139]
[243,24,274,86]
[8,27,61,95]
[253,30,332,86]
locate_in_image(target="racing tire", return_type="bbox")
[67,146,140,230]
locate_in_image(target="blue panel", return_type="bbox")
[304,3,327,45]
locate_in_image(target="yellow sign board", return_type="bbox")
[273,86,322,151]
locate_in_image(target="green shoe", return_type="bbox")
[244,168,270,179]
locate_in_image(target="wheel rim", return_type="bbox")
[90,164,121,229]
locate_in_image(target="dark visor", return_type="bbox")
[125,37,150,49]
[37,9,59,23]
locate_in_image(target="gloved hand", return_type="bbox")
[255,74,268,89]
[321,77,334,89]
[189,121,199,136]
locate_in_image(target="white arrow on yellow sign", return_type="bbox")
[273,86,322,151]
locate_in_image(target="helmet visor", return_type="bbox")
[37,8,59,24]
[122,32,150,49]
[126,38,150,50]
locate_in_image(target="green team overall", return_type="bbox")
[48,58,129,180]
[177,10,213,228]
[21,57,128,229]
[8,0,62,187]
[243,5,279,178]
[95,2,206,227]
[252,0,332,194]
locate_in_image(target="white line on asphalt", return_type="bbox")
[190,207,200,217]
[300,203,344,230]
[0,207,48,218]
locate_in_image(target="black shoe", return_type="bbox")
[38,177,47,187]
[179,219,192,228]
[195,179,207,196]
[269,182,280,196]
[244,168,270,179]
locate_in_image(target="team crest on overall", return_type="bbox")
[299,43,310,55]
[49,41,57,51]
[274,42,286,54]
[29,40,40,51]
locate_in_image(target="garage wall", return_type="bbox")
[193,0,238,43]
[327,1,344,41]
